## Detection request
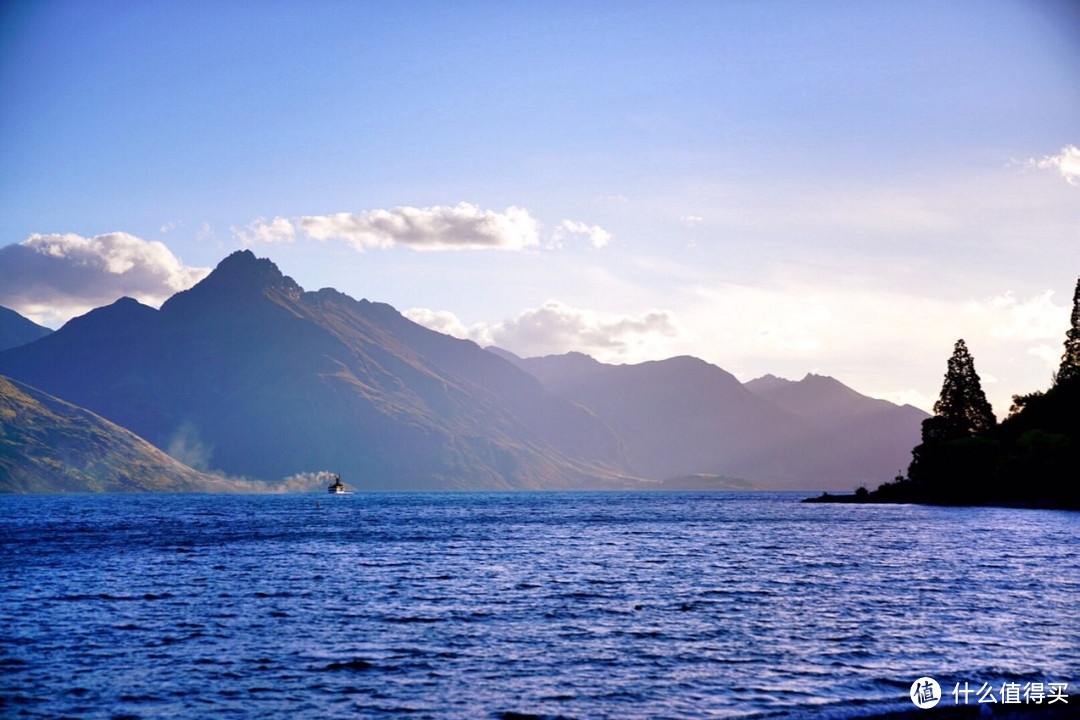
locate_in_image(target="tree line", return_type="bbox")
[813,278,1080,508]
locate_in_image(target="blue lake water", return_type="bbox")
[0,492,1076,719]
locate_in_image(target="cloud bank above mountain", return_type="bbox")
[406,301,683,362]
[0,233,209,326]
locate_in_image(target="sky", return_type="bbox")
[1,0,1078,417]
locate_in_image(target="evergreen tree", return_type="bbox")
[1056,277,1080,385]
[921,339,996,442]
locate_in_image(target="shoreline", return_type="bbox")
[802,491,1080,510]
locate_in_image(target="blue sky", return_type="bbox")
[1,0,1078,415]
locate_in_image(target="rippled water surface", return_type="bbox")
[1,492,1077,718]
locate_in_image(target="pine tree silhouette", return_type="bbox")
[1056,278,1080,385]
[820,305,1080,507]
[921,339,996,442]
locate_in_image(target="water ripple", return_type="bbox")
[0,492,1076,718]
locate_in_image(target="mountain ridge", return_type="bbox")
[1,250,927,491]
[0,251,631,490]
[500,350,927,489]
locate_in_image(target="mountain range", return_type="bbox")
[0,251,628,490]
[494,351,926,490]
[0,250,927,492]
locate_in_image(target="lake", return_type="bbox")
[0,492,1076,718]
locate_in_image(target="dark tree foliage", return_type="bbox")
[840,337,1079,508]
[905,339,997,497]
[810,298,1080,508]
[921,339,996,442]
[1056,277,1080,385]
[986,373,1080,506]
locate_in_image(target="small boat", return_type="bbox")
[327,474,347,494]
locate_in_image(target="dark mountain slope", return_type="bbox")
[0,375,216,493]
[305,290,626,468]
[0,297,166,437]
[0,305,52,351]
[0,251,627,489]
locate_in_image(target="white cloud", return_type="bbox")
[551,219,612,249]
[234,216,296,245]
[963,290,1066,343]
[1027,343,1061,368]
[297,203,541,252]
[402,308,494,347]
[492,301,681,360]
[407,301,683,362]
[0,232,210,326]
[237,204,611,253]
[1028,144,1080,186]
[681,215,704,226]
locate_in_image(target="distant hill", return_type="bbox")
[744,372,929,484]
[0,305,51,351]
[0,375,217,492]
[501,351,802,485]
[0,251,630,490]
[498,351,927,489]
[745,372,897,425]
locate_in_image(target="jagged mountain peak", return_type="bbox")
[161,250,303,316]
[217,248,273,272]
[205,250,300,293]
